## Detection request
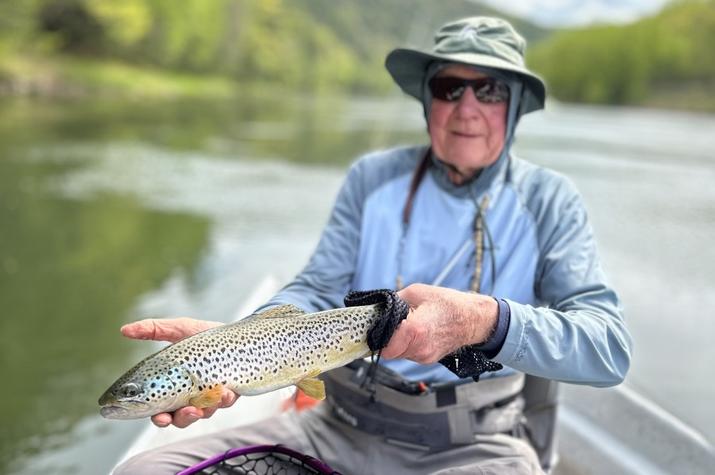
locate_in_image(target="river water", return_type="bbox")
[0,94,713,474]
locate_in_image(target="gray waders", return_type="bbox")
[114,366,556,474]
[324,363,557,472]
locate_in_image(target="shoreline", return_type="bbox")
[1,54,714,113]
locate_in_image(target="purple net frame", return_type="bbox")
[177,444,340,475]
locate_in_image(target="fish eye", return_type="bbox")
[119,382,142,399]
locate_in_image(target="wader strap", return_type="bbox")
[323,367,525,449]
[402,148,431,225]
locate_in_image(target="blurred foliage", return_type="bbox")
[2,0,711,110]
[0,0,545,97]
[529,0,715,110]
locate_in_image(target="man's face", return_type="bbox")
[428,65,509,181]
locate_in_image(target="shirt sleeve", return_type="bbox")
[474,298,511,358]
[254,160,366,313]
[493,173,632,387]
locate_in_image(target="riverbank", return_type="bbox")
[639,81,715,113]
[0,54,238,99]
[3,54,715,113]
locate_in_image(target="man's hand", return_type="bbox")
[121,317,239,428]
[381,284,498,364]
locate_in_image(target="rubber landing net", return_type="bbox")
[177,444,341,475]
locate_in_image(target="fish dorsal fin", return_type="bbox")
[296,370,325,400]
[254,304,306,319]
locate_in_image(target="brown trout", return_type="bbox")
[98,304,379,419]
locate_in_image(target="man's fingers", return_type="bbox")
[150,391,236,428]
[151,412,172,428]
[220,390,239,408]
[120,319,155,340]
[199,390,237,418]
[121,318,222,343]
[121,319,180,342]
[201,406,219,419]
[171,407,204,428]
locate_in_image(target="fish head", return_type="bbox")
[98,356,194,420]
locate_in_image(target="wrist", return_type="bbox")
[467,294,499,345]
[474,298,511,358]
[480,297,500,343]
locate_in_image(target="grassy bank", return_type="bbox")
[5,53,714,114]
[0,54,239,99]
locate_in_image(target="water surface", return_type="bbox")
[1,95,712,474]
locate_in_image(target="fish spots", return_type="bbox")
[105,305,378,416]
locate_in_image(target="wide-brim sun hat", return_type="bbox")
[385,16,546,115]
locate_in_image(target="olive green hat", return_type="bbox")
[385,16,546,114]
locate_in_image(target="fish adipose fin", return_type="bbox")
[255,304,306,319]
[189,384,224,408]
[296,370,325,400]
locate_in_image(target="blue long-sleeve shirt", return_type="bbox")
[260,145,632,387]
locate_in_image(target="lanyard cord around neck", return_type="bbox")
[395,149,496,293]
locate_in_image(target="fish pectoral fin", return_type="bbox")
[189,384,224,409]
[253,304,306,319]
[296,376,326,400]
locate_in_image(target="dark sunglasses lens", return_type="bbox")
[429,77,509,103]
[475,79,509,103]
[429,77,467,101]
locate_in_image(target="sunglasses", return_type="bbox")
[428,76,509,103]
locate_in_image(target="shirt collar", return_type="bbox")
[427,148,510,199]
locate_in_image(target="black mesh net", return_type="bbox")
[183,445,340,475]
[197,452,316,475]
[345,289,503,381]
[439,346,503,382]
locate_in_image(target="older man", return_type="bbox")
[115,16,631,474]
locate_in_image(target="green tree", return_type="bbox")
[530,0,715,109]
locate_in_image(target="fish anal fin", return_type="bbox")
[189,384,224,409]
[296,369,325,400]
[254,304,306,319]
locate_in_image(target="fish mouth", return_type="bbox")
[99,401,150,420]
[100,405,130,419]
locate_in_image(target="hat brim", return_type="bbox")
[385,48,546,114]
